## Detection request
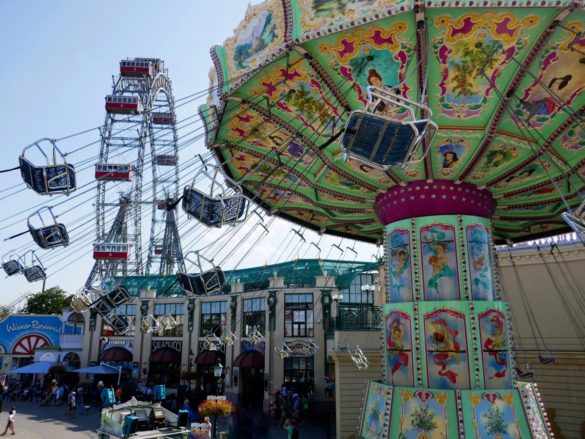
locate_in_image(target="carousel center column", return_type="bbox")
[355,180,553,438]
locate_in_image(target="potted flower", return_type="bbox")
[198,399,236,438]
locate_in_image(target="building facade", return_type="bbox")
[0,311,85,379]
[80,259,381,413]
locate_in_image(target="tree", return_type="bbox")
[25,286,72,315]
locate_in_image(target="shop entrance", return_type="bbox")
[240,367,264,409]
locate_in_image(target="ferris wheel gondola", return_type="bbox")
[19,138,76,195]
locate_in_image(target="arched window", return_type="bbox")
[65,312,85,335]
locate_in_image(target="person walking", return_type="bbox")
[66,391,76,418]
[1,407,15,436]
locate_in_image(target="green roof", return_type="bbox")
[102,259,378,297]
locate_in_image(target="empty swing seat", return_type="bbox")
[342,113,429,169]
[182,187,247,227]
[106,286,131,306]
[19,157,76,195]
[93,286,131,316]
[2,260,23,276]
[177,268,226,295]
[29,224,69,249]
[23,265,46,282]
[342,86,437,170]
[106,315,131,334]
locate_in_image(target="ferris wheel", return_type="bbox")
[86,58,182,288]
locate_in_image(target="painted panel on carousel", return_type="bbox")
[387,224,413,302]
[426,9,547,124]
[219,0,286,86]
[475,302,512,389]
[419,223,460,301]
[430,130,483,181]
[465,222,495,301]
[467,134,534,186]
[501,11,585,139]
[358,381,392,439]
[307,15,418,107]
[389,387,458,439]
[238,54,343,136]
[422,304,471,390]
[289,0,413,41]
[383,303,415,387]
[461,390,531,439]
[489,155,565,195]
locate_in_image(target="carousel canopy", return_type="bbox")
[201,0,584,243]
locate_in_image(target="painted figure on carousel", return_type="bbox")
[387,317,409,376]
[430,318,461,384]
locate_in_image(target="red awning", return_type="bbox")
[150,348,181,363]
[233,350,264,369]
[101,347,132,362]
[195,350,223,366]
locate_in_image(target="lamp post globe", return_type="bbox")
[213,361,223,378]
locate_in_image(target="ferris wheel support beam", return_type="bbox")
[91,58,181,286]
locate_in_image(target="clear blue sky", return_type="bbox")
[0,1,377,305]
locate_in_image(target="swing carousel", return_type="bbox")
[200,0,583,437]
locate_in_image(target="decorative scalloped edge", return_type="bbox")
[425,0,574,8]
[199,104,219,148]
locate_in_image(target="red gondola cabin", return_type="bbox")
[120,59,153,77]
[93,243,131,260]
[95,163,132,182]
[105,95,143,115]
[154,155,178,166]
[152,112,175,125]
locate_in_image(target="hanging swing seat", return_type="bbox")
[23,265,46,282]
[561,198,585,236]
[19,139,76,195]
[92,286,131,316]
[2,254,23,276]
[21,251,46,283]
[176,251,226,295]
[71,295,93,313]
[28,207,69,249]
[182,163,249,227]
[105,314,131,335]
[177,268,226,296]
[342,86,437,170]
[538,353,556,365]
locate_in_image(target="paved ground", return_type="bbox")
[0,402,333,438]
[0,400,97,438]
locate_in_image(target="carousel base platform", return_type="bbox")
[357,381,553,439]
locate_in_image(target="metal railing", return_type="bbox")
[325,304,381,332]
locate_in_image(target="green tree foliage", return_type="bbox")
[25,286,72,315]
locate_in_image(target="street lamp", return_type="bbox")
[211,361,224,439]
[213,361,223,396]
